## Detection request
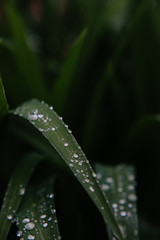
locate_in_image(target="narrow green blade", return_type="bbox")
[12,99,124,240]
[0,153,42,240]
[0,76,9,120]
[53,29,87,113]
[5,2,45,99]
[95,164,139,240]
[16,178,61,240]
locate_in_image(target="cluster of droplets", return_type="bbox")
[14,189,61,240]
[96,165,138,239]
[14,100,100,197]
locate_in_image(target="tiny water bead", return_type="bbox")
[25,222,35,230]
[73,153,78,158]
[40,214,46,219]
[16,230,23,237]
[19,187,25,196]
[7,214,13,220]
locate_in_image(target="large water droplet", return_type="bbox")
[40,214,46,219]
[27,234,35,240]
[43,222,48,228]
[25,222,35,230]
[128,193,137,202]
[73,154,78,158]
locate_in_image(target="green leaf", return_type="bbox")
[52,29,87,113]
[0,153,43,240]
[95,164,139,240]
[5,2,45,99]
[12,99,124,240]
[16,177,61,240]
[0,76,9,120]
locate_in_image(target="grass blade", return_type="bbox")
[95,163,139,240]
[12,99,124,240]
[0,76,9,120]
[52,28,87,113]
[16,177,61,240]
[5,2,45,99]
[0,153,43,240]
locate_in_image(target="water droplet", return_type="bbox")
[64,143,69,146]
[51,127,55,131]
[118,187,123,193]
[128,174,134,181]
[43,222,48,228]
[97,173,102,179]
[119,199,126,204]
[69,163,73,167]
[28,114,38,121]
[128,203,133,208]
[7,214,13,220]
[102,184,110,191]
[27,234,35,240]
[25,222,35,230]
[106,177,113,183]
[38,114,43,118]
[128,193,137,202]
[128,184,134,191]
[51,209,56,214]
[16,230,22,237]
[40,214,46,219]
[39,128,44,132]
[48,217,52,221]
[22,218,30,223]
[92,172,97,178]
[50,106,53,110]
[73,153,78,158]
[89,186,95,192]
[120,211,127,217]
[54,219,58,223]
[85,178,89,183]
[112,203,118,209]
[19,187,25,196]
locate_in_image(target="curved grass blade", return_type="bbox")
[16,178,61,240]
[12,99,124,240]
[0,153,43,240]
[52,29,87,113]
[5,2,45,99]
[0,76,9,120]
[95,164,139,240]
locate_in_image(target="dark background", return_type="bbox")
[0,0,160,239]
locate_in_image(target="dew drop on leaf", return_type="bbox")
[27,234,35,240]
[25,222,35,230]
[16,230,23,237]
[22,218,30,223]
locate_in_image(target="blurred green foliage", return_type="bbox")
[0,0,160,239]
